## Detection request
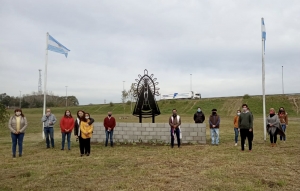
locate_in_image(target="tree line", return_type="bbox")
[0,92,79,109]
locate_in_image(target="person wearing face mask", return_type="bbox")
[79,113,94,156]
[41,108,57,149]
[209,109,220,145]
[103,111,116,147]
[238,104,253,151]
[169,109,181,148]
[193,107,205,123]
[278,107,288,142]
[266,108,285,147]
[74,110,94,152]
[8,109,28,158]
[59,110,74,150]
[233,110,241,146]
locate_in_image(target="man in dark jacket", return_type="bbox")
[238,104,253,151]
[194,107,205,123]
[209,109,220,145]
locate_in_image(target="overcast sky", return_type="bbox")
[0,0,299,105]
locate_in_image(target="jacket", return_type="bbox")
[8,116,28,133]
[278,113,288,125]
[80,120,93,139]
[194,112,205,123]
[209,114,220,128]
[41,114,57,127]
[238,112,253,129]
[169,115,181,129]
[266,114,285,136]
[60,116,75,133]
[233,115,239,128]
[103,116,116,130]
[74,117,94,136]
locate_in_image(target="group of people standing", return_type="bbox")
[41,109,116,156]
[7,105,289,157]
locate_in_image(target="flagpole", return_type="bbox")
[42,32,49,139]
[261,18,266,141]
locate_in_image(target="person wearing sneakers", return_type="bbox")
[209,109,220,145]
[169,109,181,148]
[60,110,74,150]
[8,109,28,158]
[266,108,285,147]
[278,107,288,142]
[233,110,241,146]
[238,104,253,151]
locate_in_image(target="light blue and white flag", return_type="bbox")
[47,34,70,57]
[261,18,266,40]
[261,18,266,54]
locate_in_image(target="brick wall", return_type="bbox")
[91,123,206,144]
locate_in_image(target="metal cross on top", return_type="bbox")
[132,69,161,123]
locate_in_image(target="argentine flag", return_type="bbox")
[261,18,266,54]
[47,34,70,57]
[261,18,266,41]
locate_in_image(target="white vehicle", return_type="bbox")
[161,91,201,100]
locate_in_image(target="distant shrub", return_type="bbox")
[109,102,114,107]
[243,94,250,99]
[126,100,131,105]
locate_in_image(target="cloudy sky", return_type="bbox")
[0,0,299,105]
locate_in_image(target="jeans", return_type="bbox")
[105,130,114,146]
[61,132,71,150]
[280,124,286,141]
[210,128,219,145]
[170,128,181,148]
[11,133,25,156]
[234,128,239,143]
[240,129,253,150]
[44,127,54,148]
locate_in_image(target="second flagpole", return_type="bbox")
[42,32,49,139]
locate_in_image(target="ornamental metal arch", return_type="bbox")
[132,69,161,123]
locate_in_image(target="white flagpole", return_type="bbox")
[42,32,49,139]
[261,18,266,141]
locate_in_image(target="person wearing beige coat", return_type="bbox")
[8,109,28,158]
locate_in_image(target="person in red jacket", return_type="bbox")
[60,110,74,150]
[103,111,116,147]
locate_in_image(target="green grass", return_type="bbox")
[1,94,300,190]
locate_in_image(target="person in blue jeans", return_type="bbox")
[233,110,241,146]
[103,112,116,147]
[209,109,220,145]
[41,108,57,148]
[8,109,28,158]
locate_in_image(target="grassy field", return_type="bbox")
[1,95,300,190]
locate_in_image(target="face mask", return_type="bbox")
[108,114,112,117]
[85,116,89,119]
[47,112,51,115]
[212,112,216,114]
[197,109,201,112]
[237,112,240,116]
[16,112,21,116]
[242,108,247,112]
[173,113,177,116]
[66,113,70,116]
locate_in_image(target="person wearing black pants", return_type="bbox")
[169,109,181,148]
[238,104,253,151]
[79,113,94,156]
[266,108,284,147]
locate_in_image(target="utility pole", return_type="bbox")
[282,66,284,94]
[65,86,68,107]
[123,81,125,115]
[19,91,22,108]
[190,74,192,92]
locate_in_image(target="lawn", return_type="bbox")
[0,113,299,190]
